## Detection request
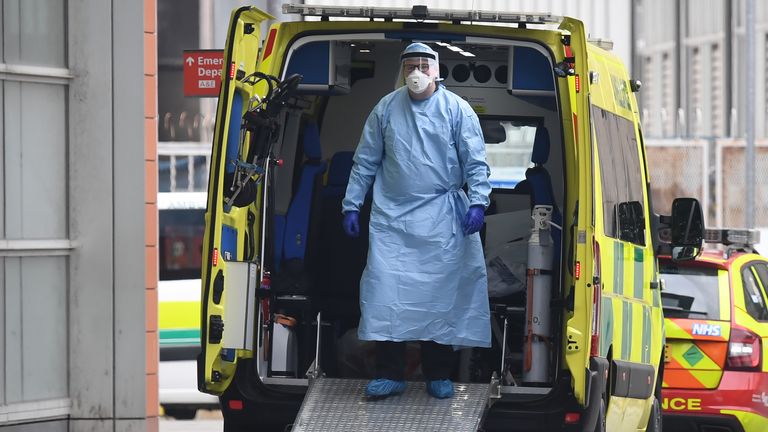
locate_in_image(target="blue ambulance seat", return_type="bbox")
[280,123,327,265]
[524,127,562,252]
[313,151,368,317]
[323,152,354,198]
[273,215,286,270]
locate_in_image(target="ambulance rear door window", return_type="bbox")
[660,265,721,319]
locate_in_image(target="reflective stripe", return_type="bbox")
[160,328,201,345]
[642,305,651,363]
[665,319,730,342]
[663,319,729,389]
[600,296,613,357]
[622,300,632,360]
[633,247,643,300]
[720,409,768,430]
[663,362,706,388]
[614,241,624,296]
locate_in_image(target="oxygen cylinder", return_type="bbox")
[523,205,554,384]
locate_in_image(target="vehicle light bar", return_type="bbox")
[282,3,563,25]
[704,228,761,247]
[588,38,614,51]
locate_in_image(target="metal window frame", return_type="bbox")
[0,398,70,424]
[158,141,212,192]
[0,63,73,253]
[0,71,73,251]
[0,63,73,85]
[0,239,75,257]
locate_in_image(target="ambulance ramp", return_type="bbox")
[290,378,490,432]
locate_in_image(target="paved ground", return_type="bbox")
[159,410,223,432]
[159,419,224,432]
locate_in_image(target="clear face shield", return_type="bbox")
[399,56,440,94]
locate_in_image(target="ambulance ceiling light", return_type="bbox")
[435,41,475,57]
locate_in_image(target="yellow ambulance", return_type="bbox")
[198,4,705,431]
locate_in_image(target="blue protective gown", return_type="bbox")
[342,85,492,348]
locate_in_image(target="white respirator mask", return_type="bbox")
[406,69,433,94]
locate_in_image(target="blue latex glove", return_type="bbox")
[343,211,360,238]
[463,205,485,235]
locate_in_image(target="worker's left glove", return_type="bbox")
[343,211,360,238]
[463,205,485,235]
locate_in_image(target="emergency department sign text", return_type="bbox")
[183,50,224,97]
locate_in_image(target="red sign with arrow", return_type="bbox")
[183,50,224,97]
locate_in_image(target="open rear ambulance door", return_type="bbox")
[557,17,594,407]
[198,6,274,396]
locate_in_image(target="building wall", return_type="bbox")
[145,0,160,430]
[636,0,768,139]
[0,1,157,431]
[637,0,768,229]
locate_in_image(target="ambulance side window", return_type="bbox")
[741,266,768,321]
[590,105,645,245]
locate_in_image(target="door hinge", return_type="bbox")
[566,326,584,353]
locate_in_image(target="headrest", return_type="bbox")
[327,152,355,186]
[481,121,506,144]
[531,127,550,165]
[303,123,322,160]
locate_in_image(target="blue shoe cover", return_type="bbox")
[426,379,454,399]
[366,378,406,398]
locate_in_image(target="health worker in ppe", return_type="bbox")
[341,42,492,400]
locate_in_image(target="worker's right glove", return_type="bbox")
[343,211,360,238]
[463,205,485,235]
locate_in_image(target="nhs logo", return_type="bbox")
[691,323,722,337]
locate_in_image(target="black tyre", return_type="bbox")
[647,348,664,432]
[645,397,662,432]
[593,397,606,432]
[164,407,197,420]
[224,420,286,432]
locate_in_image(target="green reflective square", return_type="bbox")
[683,345,704,367]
